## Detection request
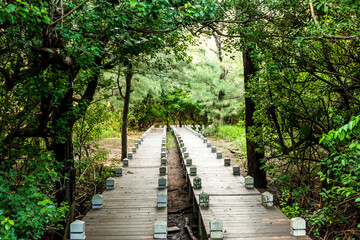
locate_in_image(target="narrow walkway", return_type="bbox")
[173,126,311,240]
[82,128,166,239]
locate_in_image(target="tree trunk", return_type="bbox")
[53,68,98,239]
[53,129,75,240]
[243,50,267,188]
[51,83,75,240]
[121,70,134,160]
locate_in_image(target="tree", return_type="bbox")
[243,49,267,188]
[213,0,360,237]
[0,0,220,238]
[120,68,134,160]
[185,0,360,237]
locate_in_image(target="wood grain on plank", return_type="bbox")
[82,129,167,239]
[175,127,311,240]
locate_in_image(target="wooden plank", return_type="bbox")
[175,127,311,240]
[82,128,167,239]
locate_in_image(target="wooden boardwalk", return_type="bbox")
[173,126,311,240]
[82,128,167,240]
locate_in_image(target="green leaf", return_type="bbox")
[5,223,11,230]
[341,159,345,166]
[339,130,345,141]
[130,0,137,8]
[5,4,16,13]
[349,120,354,130]
[0,15,6,23]
[43,15,50,24]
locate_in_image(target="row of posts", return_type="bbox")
[154,126,168,239]
[180,125,222,239]
[69,126,155,239]
[180,125,307,237]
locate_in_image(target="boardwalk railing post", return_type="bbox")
[92,194,103,209]
[262,191,274,207]
[115,167,122,177]
[157,192,167,208]
[190,165,197,176]
[224,158,230,166]
[161,157,167,166]
[70,220,85,240]
[245,176,254,189]
[211,146,217,153]
[186,158,192,166]
[106,177,115,190]
[290,217,306,236]
[233,165,240,175]
[158,177,167,189]
[199,192,209,207]
[154,221,167,239]
[159,166,166,176]
[123,158,129,167]
[210,218,223,239]
[193,176,202,189]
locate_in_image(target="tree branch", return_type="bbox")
[49,0,89,27]
[309,0,318,25]
[116,66,125,99]
[124,26,177,34]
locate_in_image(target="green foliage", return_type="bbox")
[0,148,68,239]
[310,115,360,232]
[1,0,220,237]
[2,0,359,239]
[182,42,244,125]
[206,124,247,153]
[159,87,203,125]
[74,101,121,144]
[75,144,116,211]
[208,0,360,238]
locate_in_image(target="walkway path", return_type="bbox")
[82,127,167,240]
[173,126,311,240]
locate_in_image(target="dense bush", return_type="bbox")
[0,148,68,239]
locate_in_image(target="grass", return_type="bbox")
[211,124,247,153]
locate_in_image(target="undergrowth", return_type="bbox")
[204,124,247,153]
